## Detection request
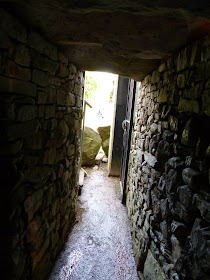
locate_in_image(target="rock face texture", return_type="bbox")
[126,35,210,279]
[98,125,110,156]
[0,9,84,280]
[2,1,210,80]
[82,127,102,166]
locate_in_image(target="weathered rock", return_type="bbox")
[0,76,37,96]
[157,87,167,103]
[181,118,198,146]
[171,220,188,242]
[82,127,102,166]
[97,126,110,156]
[143,250,165,280]
[7,119,40,140]
[177,185,192,209]
[18,105,36,122]
[202,90,210,117]
[162,130,174,142]
[15,44,31,67]
[168,157,184,170]
[31,50,59,74]
[32,70,49,87]
[193,194,210,222]
[182,168,201,189]
[144,152,157,167]
[178,98,199,114]
[5,2,210,80]
[189,218,210,278]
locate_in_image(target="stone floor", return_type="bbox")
[49,163,138,280]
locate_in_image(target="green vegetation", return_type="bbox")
[84,72,98,107]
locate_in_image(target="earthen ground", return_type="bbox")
[49,163,138,280]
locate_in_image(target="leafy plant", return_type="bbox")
[84,72,98,107]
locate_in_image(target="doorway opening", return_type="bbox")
[81,71,118,170]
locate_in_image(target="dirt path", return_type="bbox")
[49,164,138,280]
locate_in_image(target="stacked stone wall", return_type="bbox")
[0,9,84,279]
[126,35,210,279]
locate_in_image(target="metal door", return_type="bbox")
[121,79,136,204]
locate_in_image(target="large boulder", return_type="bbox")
[82,127,102,166]
[97,126,110,157]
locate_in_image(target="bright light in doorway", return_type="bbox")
[84,71,118,131]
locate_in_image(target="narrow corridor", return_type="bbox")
[49,164,138,280]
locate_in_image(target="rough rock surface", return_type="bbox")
[1,9,84,280]
[49,164,138,280]
[126,35,210,279]
[98,125,110,157]
[2,1,210,80]
[82,127,102,166]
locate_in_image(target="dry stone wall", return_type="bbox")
[126,35,210,280]
[0,9,84,280]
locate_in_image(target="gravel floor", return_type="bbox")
[49,164,138,280]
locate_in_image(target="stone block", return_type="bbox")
[31,238,50,271]
[43,43,58,61]
[38,91,47,104]
[193,194,210,222]
[182,167,201,189]
[168,157,184,170]
[189,218,210,277]
[167,89,179,105]
[173,201,193,224]
[160,199,170,220]
[144,152,157,167]
[176,48,188,72]
[66,92,75,106]
[178,98,199,114]
[31,50,59,74]
[15,44,30,67]
[18,105,36,122]
[166,168,182,193]
[57,88,66,105]
[32,70,49,87]
[183,83,202,100]
[45,106,55,119]
[158,63,166,73]
[157,87,167,103]
[177,73,185,88]
[162,130,174,142]
[51,231,59,248]
[26,166,52,183]
[143,250,165,280]
[46,88,57,104]
[181,118,198,146]
[169,115,178,131]
[7,119,40,140]
[43,148,56,165]
[58,52,68,64]
[5,59,31,81]
[177,185,192,209]
[0,140,23,156]
[171,220,188,243]
[24,189,43,221]
[57,63,69,77]
[202,90,210,117]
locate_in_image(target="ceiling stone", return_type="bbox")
[2,0,210,80]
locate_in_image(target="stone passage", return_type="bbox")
[1,9,84,280]
[126,35,210,279]
[49,164,138,280]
